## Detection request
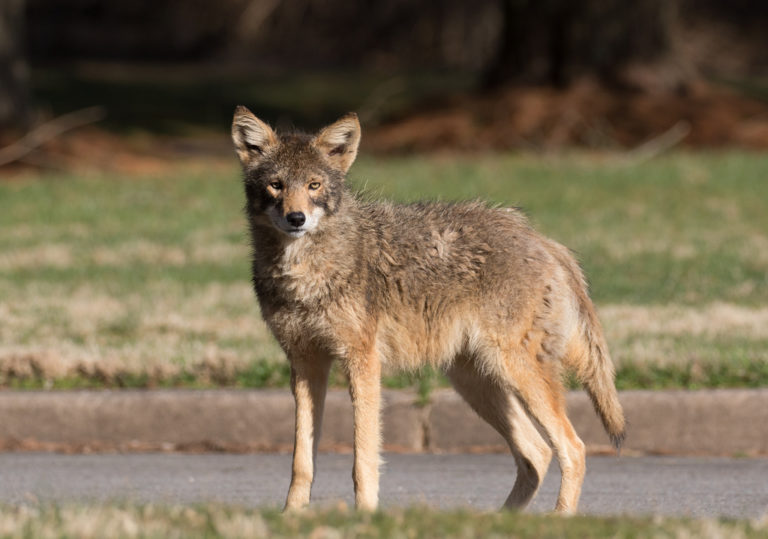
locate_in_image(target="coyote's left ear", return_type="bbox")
[313,113,361,174]
[232,106,278,167]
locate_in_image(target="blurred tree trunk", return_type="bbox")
[483,0,682,90]
[0,0,31,131]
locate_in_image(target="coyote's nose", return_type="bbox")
[286,212,306,227]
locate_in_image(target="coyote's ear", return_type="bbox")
[231,106,278,166]
[312,113,361,174]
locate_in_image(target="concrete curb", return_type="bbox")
[0,388,766,456]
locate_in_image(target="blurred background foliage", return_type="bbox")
[2,0,768,148]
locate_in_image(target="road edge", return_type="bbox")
[0,388,765,456]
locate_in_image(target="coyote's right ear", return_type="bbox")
[231,106,278,166]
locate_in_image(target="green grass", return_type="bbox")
[1,152,767,390]
[615,355,768,390]
[5,355,768,393]
[0,503,764,538]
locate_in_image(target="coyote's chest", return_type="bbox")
[269,238,340,302]
[256,239,363,357]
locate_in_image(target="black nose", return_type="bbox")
[286,212,306,227]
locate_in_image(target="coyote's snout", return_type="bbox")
[266,186,323,237]
[232,107,625,514]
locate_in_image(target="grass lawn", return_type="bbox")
[1,152,767,390]
[0,503,764,538]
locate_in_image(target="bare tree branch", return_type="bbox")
[0,106,105,168]
[623,121,691,164]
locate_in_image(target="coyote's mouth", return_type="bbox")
[285,227,307,238]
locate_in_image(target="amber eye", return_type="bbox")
[269,181,282,190]
[308,181,321,190]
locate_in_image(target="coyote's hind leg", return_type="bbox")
[446,355,552,510]
[503,356,587,514]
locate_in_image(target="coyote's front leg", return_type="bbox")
[347,352,382,510]
[284,355,332,511]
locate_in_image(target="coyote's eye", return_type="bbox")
[308,181,321,191]
[269,181,282,190]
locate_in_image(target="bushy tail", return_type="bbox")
[544,238,626,449]
[572,302,627,450]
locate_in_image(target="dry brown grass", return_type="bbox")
[0,241,246,271]
[0,504,269,539]
[601,303,768,340]
[600,303,768,367]
[0,282,281,386]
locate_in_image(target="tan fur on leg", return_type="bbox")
[504,357,586,514]
[284,355,333,511]
[504,396,553,509]
[347,355,382,511]
[447,355,552,510]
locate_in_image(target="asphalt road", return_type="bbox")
[1,453,766,519]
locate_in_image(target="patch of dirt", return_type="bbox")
[3,78,768,177]
[0,127,233,178]
[365,79,768,153]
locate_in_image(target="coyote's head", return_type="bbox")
[231,107,361,238]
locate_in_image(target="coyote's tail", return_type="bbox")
[571,299,626,450]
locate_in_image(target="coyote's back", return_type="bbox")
[232,107,625,513]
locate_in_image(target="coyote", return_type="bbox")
[231,107,625,514]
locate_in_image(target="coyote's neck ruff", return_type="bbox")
[232,107,625,514]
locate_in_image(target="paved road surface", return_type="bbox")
[1,453,766,518]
